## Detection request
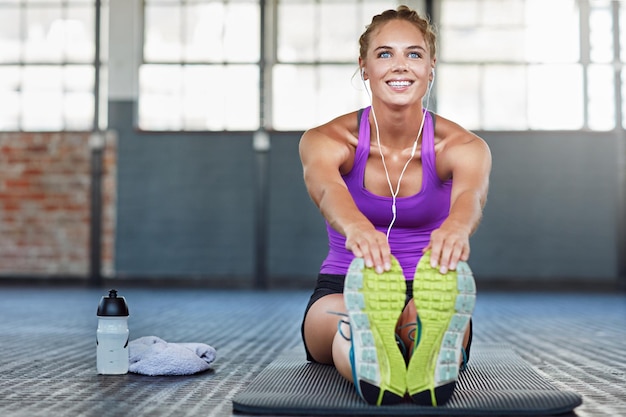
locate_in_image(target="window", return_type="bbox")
[139,0,261,131]
[272,0,413,130]
[140,0,621,132]
[0,0,99,131]
[588,0,615,130]
[139,0,424,131]
[437,0,617,131]
[5,0,618,133]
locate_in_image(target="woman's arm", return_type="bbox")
[428,118,492,273]
[299,117,393,273]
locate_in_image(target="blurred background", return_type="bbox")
[0,0,623,290]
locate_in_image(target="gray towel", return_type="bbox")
[129,336,217,376]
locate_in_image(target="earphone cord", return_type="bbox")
[363,75,433,240]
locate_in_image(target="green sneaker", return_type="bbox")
[406,251,476,406]
[344,256,407,405]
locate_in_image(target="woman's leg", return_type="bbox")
[396,301,472,363]
[396,300,418,355]
[302,293,354,381]
[302,259,408,406]
[404,252,476,406]
[303,293,472,379]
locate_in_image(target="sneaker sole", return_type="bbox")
[344,256,407,405]
[406,251,476,406]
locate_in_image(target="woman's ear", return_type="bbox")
[358,58,367,80]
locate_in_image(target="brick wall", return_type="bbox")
[0,132,116,278]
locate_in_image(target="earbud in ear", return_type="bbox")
[361,68,365,80]
[430,68,435,84]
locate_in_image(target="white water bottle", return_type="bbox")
[96,289,130,375]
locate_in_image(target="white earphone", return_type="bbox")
[360,65,435,240]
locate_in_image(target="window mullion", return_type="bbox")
[580,0,590,130]
[612,0,622,128]
[94,0,103,131]
[259,0,269,130]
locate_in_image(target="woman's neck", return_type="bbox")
[369,101,425,149]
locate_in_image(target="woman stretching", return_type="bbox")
[299,5,491,406]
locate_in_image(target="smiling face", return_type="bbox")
[361,19,434,108]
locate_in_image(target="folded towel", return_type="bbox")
[129,336,217,376]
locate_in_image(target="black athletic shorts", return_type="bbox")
[300,273,473,364]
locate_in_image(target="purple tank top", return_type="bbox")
[320,106,452,280]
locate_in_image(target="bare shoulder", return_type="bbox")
[432,113,491,179]
[300,111,359,147]
[432,113,490,157]
[299,111,360,171]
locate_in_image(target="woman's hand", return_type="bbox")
[429,116,491,275]
[301,113,393,274]
[344,224,391,274]
[424,220,470,274]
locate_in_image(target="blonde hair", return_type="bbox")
[359,5,437,61]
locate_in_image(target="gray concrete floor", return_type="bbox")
[0,285,624,417]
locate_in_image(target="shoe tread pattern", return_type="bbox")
[344,256,407,405]
[407,251,476,406]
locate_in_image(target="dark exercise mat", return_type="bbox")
[232,344,582,416]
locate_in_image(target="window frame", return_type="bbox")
[1,0,624,133]
[0,0,103,132]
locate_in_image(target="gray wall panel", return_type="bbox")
[471,131,618,281]
[267,135,327,283]
[110,100,621,285]
[110,101,255,280]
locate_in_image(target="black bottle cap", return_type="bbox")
[97,289,129,317]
